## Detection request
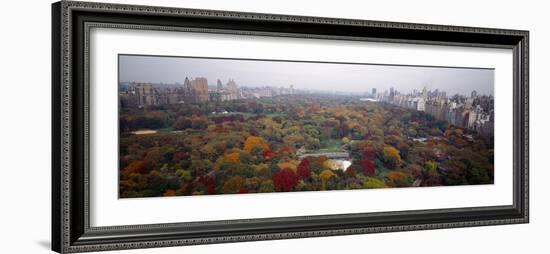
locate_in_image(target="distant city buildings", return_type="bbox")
[209,79,239,102]
[119,77,297,109]
[376,86,494,137]
[119,78,493,137]
[183,77,209,103]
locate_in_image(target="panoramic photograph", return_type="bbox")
[118,54,494,198]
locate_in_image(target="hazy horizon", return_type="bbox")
[119,55,494,96]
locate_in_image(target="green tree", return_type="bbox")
[362,177,388,189]
[222,176,245,194]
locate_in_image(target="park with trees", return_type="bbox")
[118,94,494,198]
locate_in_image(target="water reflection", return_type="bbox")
[333,159,352,171]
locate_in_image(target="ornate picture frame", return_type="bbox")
[52,1,529,253]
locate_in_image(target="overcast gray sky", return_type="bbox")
[119,55,494,96]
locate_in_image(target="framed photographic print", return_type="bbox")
[52,1,529,253]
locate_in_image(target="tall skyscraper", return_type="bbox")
[216,79,223,91]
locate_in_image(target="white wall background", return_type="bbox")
[0,0,546,253]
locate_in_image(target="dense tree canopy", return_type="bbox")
[119,94,494,197]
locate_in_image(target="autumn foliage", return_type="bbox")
[196,175,216,195]
[272,168,299,192]
[359,146,376,176]
[382,145,402,169]
[222,176,245,193]
[119,94,494,198]
[319,169,336,183]
[297,158,312,179]
[123,160,148,175]
[361,159,375,176]
[243,136,269,153]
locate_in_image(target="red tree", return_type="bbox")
[362,147,375,160]
[263,148,274,160]
[361,159,375,176]
[360,146,376,176]
[272,168,299,192]
[197,175,216,195]
[123,160,148,175]
[297,158,312,179]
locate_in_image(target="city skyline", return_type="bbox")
[118,55,495,199]
[119,55,494,96]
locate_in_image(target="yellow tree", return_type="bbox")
[382,145,402,169]
[424,160,437,175]
[319,169,336,190]
[323,159,341,171]
[277,160,298,172]
[243,136,269,152]
[225,152,240,164]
